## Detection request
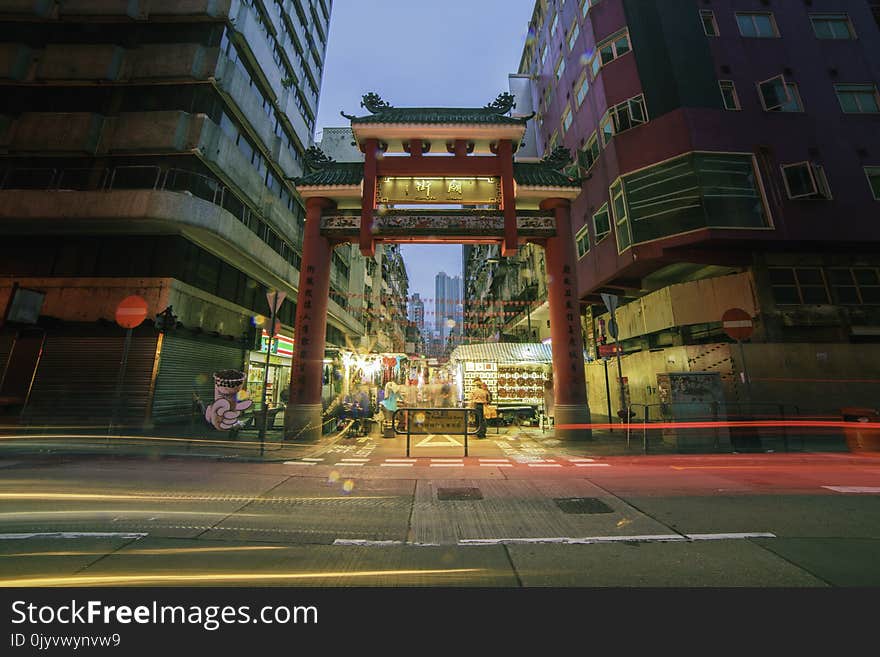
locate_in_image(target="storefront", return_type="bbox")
[448,342,553,423]
[246,330,294,410]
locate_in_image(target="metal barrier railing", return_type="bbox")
[393,408,479,458]
[625,401,807,454]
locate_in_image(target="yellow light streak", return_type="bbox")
[0,568,484,587]
[6,546,289,557]
[0,433,279,449]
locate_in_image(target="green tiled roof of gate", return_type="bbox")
[293,162,364,187]
[349,107,526,125]
[513,162,581,187]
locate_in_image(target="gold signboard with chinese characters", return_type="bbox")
[377,177,502,205]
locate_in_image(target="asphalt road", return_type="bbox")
[1,430,879,588]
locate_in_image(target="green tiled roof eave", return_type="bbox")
[513,163,581,188]
[294,162,364,187]
[349,108,527,126]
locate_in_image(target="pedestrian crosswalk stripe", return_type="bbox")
[429,463,464,467]
[573,463,611,467]
[283,461,316,466]
[380,463,414,467]
[341,458,369,462]
[527,463,562,468]
[302,458,323,462]
[386,459,416,462]
[480,463,513,467]
[568,457,595,462]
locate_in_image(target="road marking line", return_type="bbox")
[480,463,513,467]
[686,533,777,540]
[340,458,370,462]
[380,463,414,467]
[574,463,611,467]
[527,463,562,468]
[431,458,463,462]
[385,459,417,462]
[283,461,316,466]
[301,458,324,462]
[0,532,148,540]
[822,486,880,494]
[567,457,595,462]
[429,463,464,467]
[479,458,510,462]
[333,539,405,546]
[336,463,364,467]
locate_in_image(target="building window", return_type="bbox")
[593,204,611,242]
[828,268,880,305]
[575,70,589,107]
[810,13,856,39]
[550,11,559,35]
[719,80,741,110]
[736,12,779,38]
[781,162,832,200]
[555,55,566,81]
[591,29,631,79]
[770,268,830,305]
[575,225,590,258]
[600,95,648,145]
[835,84,880,113]
[701,10,719,36]
[568,19,580,51]
[758,75,802,112]
[561,104,573,133]
[578,131,600,172]
[610,181,631,251]
[541,43,549,66]
[866,167,880,200]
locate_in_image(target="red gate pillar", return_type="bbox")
[540,198,592,440]
[286,196,336,441]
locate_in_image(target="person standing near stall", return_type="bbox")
[469,377,490,438]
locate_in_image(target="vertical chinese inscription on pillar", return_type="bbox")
[562,265,584,383]
[292,264,317,395]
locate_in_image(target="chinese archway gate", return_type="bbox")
[286,92,591,441]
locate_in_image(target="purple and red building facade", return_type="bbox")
[517,0,880,418]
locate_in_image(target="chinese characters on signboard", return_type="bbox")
[377,177,502,205]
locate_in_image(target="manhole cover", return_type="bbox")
[553,497,614,514]
[437,487,483,501]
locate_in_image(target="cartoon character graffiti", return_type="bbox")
[205,369,253,430]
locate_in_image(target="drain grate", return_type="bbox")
[437,487,483,501]
[553,497,614,514]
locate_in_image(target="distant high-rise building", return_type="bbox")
[434,271,462,344]
[409,293,425,334]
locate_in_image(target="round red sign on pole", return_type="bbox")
[115,295,149,329]
[722,307,754,341]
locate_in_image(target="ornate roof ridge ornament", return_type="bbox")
[540,146,574,171]
[360,92,393,114]
[303,146,337,172]
[484,92,516,115]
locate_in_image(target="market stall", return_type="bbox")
[448,343,553,426]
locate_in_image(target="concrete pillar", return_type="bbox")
[286,196,335,441]
[541,197,592,440]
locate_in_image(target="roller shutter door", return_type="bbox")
[150,333,246,424]
[22,334,158,426]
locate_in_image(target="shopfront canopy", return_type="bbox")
[448,343,552,364]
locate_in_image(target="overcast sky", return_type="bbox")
[315,0,537,303]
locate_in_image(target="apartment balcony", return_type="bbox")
[0,44,33,81]
[0,0,55,17]
[230,1,283,102]
[128,43,218,81]
[59,0,146,19]
[35,44,125,81]
[147,0,231,18]
[214,54,280,156]
[4,112,105,155]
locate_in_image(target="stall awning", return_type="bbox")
[448,343,552,363]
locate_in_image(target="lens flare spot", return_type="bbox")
[236,389,250,401]
[342,479,355,494]
[194,374,209,385]
[328,470,340,483]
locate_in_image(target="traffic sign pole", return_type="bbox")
[109,296,149,435]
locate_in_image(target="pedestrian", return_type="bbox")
[469,377,491,438]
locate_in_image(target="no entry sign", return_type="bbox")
[722,307,753,341]
[115,295,149,329]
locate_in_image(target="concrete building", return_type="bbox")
[510,0,880,422]
[0,0,367,427]
[435,271,463,346]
